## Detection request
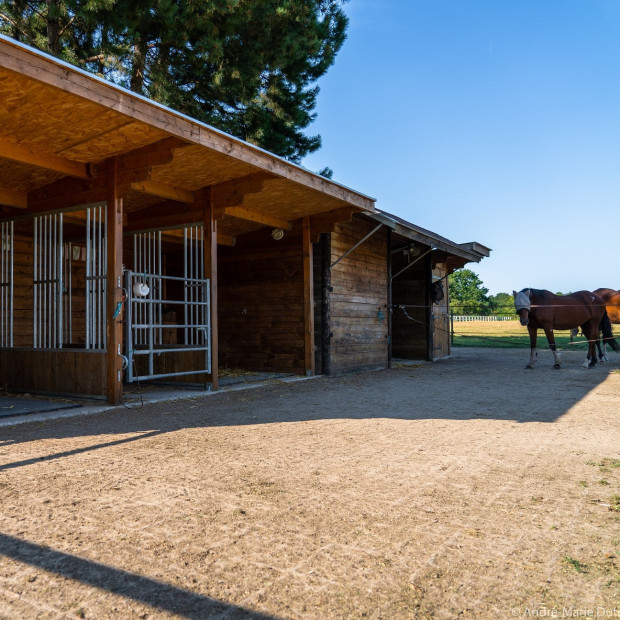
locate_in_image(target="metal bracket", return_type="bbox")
[331,223,383,269]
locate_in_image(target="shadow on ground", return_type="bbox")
[1,348,618,455]
[0,532,278,620]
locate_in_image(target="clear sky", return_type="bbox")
[302,0,620,296]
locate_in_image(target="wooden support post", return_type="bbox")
[202,188,219,390]
[387,228,393,368]
[425,252,433,361]
[320,233,332,376]
[303,217,315,376]
[106,158,123,405]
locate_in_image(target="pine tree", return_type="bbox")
[0,0,348,162]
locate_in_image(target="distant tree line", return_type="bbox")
[0,0,349,163]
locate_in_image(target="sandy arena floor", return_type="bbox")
[1,347,619,619]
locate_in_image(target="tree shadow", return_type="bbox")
[0,533,276,619]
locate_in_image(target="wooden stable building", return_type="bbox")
[0,35,376,403]
[0,36,489,405]
[312,210,490,375]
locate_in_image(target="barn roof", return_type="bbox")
[368,208,491,271]
[0,35,375,238]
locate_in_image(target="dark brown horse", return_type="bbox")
[512,288,617,369]
[593,288,620,360]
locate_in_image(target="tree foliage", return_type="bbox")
[0,0,348,162]
[489,292,514,315]
[448,269,492,315]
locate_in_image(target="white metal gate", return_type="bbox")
[125,227,211,383]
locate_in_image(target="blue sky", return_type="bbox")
[303,0,620,296]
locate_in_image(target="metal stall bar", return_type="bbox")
[0,221,13,347]
[132,231,162,347]
[184,225,204,346]
[62,243,71,345]
[33,214,64,348]
[85,205,107,350]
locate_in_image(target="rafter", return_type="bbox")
[160,228,236,247]
[223,206,291,230]
[131,180,195,204]
[0,186,27,209]
[119,137,188,172]
[0,136,93,179]
[125,207,201,233]
[212,173,273,209]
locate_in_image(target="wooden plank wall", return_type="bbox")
[391,250,429,360]
[329,217,389,374]
[0,349,106,397]
[217,226,306,374]
[431,263,450,359]
[11,229,34,347]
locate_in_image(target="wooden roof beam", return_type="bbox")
[211,173,273,209]
[125,206,201,233]
[0,186,27,209]
[130,180,195,204]
[160,228,236,247]
[0,136,93,180]
[223,206,291,230]
[119,137,188,172]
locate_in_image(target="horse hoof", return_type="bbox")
[553,364,561,369]
[525,364,533,369]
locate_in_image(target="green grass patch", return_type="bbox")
[451,320,591,349]
[564,556,588,573]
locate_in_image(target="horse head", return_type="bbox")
[513,289,531,326]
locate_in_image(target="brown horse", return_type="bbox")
[593,288,620,323]
[512,288,617,369]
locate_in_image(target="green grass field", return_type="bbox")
[451,319,591,349]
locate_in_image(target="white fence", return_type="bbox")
[452,315,516,322]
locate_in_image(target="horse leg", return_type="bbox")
[526,325,538,368]
[596,338,608,363]
[543,327,562,368]
[582,322,598,368]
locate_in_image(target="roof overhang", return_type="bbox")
[363,208,491,271]
[0,35,375,237]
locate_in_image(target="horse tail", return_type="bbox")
[600,312,620,352]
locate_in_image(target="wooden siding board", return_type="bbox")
[0,349,106,397]
[217,230,306,374]
[327,218,388,375]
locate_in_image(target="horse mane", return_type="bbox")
[527,288,559,300]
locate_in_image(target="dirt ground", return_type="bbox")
[1,347,620,619]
